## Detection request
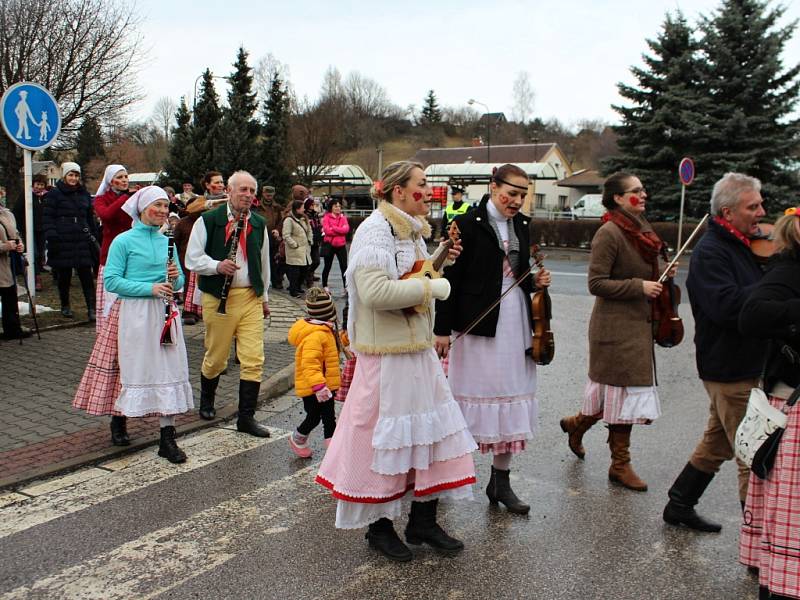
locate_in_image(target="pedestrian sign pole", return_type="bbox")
[677,157,695,250]
[0,82,62,300]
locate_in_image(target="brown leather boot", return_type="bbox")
[560,413,601,459]
[607,424,647,492]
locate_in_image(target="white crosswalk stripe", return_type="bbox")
[1,464,326,600]
[0,425,291,539]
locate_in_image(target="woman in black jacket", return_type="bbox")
[434,163,551,515]
[738,209,800,600]
[42,162,97,319]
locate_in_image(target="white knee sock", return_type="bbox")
[493,453,512,470]
[159,416,175,428]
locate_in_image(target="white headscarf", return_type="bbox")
[95,164,127,196]
[122,186,167,224]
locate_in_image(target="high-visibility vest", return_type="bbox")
[445,202,470,220]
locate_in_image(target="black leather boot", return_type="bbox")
[662,462,722,532]
[110,415,130,446]
[199,374,219,420]
[236,380,270,437]
[157,426,187,464]
[486,466,530,515]
[404,499,464,555]
[366,518,412,562]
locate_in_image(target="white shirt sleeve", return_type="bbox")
[261,229,270,301]
[185,217,220,275]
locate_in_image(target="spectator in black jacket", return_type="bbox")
[42,162,97,319]
[737,209,800,599]
[662,172,767,533]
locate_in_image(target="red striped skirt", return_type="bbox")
[95,265,105,334]
[337,354,357,402]
[183,271,203,316]
[73,301,122,416]
[740,393,800,598]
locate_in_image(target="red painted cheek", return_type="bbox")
[412,192,423,202]
[499,194,511,206]
[629,196,641,206]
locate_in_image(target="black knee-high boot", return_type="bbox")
[404,499,464,555]
[366,518,412,562]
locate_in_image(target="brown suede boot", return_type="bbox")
[607,424,647,492]
[560,413,601,459]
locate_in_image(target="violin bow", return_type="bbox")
[658,214,709,283]
[452,246,543,342]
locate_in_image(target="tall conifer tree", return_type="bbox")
[192,69,223,176]
[605,12,710,216]
[259,73,292,202]
[699,0,800,211]
[218,47,260,176]
[163,97,197,186]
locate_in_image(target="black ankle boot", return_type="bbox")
[366,518,412,562]
[662,463,722,532]
[486,466,530,515]
[199,374,219,420]
[158,426,187,464]
[236,380,270,437]
[110,415,130,446]
[405,499,464,555]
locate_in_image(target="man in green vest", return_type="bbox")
[442,185,470,238]
[185,170,271,437]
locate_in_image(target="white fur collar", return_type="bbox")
[377,201,432,240]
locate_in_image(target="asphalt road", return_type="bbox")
[0,257,757,600]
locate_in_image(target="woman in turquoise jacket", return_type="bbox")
[74,186,194,463]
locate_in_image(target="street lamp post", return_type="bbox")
[468,99,490,164]
[192,74,231,121]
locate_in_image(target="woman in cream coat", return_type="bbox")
[282,199,312,297]
[316,161,476,563]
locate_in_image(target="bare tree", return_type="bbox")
[511,71,535,124]
[0,0,144,199]
[289,96,346,184]
[150,96,176,142]
[253,52,292,104]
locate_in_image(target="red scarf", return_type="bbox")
[603,209,664,270]
[712,216,751,248]
[224,216,252,261]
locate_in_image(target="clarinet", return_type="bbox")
[161,227,177,345]
[217,210,245,315]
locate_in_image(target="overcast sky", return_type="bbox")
[133,0,800,129]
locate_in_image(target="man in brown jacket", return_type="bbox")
[253,185,285,289]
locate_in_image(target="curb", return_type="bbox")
[0,363,296,491]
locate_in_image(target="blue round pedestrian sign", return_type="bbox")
[679,157,695,186]
[0,82,61,151]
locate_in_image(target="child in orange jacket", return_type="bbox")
[287,287,342,458]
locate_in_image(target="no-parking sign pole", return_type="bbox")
[677,157,695,250]
[0,82,62,300]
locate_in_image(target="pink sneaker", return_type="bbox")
[289,434,312,458]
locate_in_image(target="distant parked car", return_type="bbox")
[571,194,605,219]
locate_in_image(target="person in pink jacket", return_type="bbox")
[321,199,350,291]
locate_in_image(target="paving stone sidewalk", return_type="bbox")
[0,291,306,487]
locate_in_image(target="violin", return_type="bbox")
[750,222,776,264]
[652,271,684,348]
[530,245,555,365]
[400,221,460,314]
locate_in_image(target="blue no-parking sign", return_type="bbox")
[0,82,61,151]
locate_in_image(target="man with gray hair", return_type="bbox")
[186,170,271,437]
[663,172,768,532]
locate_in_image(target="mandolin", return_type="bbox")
[401,221,460,314]
[530,244,555,365]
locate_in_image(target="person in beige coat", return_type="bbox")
[560,171,675,492]
[0,205,29,339]
[282,199,313,297]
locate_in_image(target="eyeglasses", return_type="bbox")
[624,187,646,195]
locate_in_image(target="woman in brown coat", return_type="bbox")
[560,172,674,491]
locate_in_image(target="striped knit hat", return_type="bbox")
[305,287,337,322]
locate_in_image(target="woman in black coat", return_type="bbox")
[42,162,97,319]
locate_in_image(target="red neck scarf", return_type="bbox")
[224,215,252,261]
[712,216,751,248]
[603,209,664,268]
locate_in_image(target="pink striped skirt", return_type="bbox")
[183,271,203,316]
[582,379,659,425]
[73,301,122,416]
[740,394,800,598]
